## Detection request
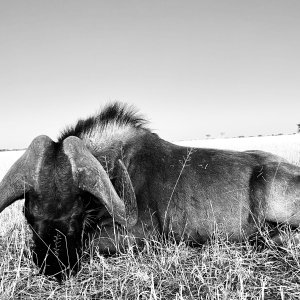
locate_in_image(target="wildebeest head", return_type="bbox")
[0,135,137,279]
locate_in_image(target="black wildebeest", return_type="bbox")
[0,103,300,279]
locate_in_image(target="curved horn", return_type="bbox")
[63,136,138,227]
[0,135,54,213]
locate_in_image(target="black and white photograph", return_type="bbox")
[0,1,300,298]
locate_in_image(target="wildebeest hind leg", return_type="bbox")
[252,163,300,245]
[270,228,300,246]
[263,164,300,245]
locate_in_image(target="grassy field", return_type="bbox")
[0,134,300,299]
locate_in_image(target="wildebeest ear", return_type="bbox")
[114,159,138,227]
[63,136,138,227]
[0,135,53,213]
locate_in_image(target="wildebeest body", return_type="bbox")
[124,136,279,243]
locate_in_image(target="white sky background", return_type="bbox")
[0,1,300,149]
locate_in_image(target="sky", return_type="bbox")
[0,1,300,149]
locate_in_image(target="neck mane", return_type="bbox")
[58,103,149,153]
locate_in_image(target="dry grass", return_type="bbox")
[1,135,300,299]
[1,212,300,299]
[176,134,300,165]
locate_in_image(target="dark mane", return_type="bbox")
[58,102,148,142]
